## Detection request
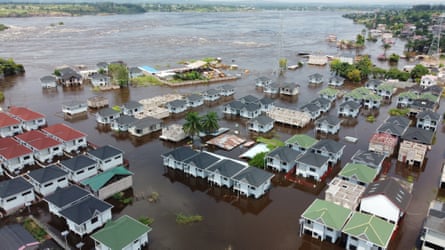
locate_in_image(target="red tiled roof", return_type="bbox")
[0,137,33,159]
[42,123,86,142]
[15,130,61,150]
[8,106,45,121]
[0,112,21,127]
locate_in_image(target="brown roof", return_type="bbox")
[0,138,33,159]
[15,130,61,150]
[0,112,21,127]
[8,106,45,121]
[42,123,86,142]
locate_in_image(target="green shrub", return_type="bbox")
[176,213,203,225]
[138,216,154,226]
[23,218,47,242]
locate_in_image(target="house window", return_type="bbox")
[44,182,53,187]
[24,155,30,160]
[105,159,112,163]
[326,227,333,232]
[88,166,95,171]
[223,177,228,181]
[91,217,99,224]
[53,147,59,151]
[114,156,121,160]
[57,178,66,183]
[78,139,84,143]
[250,186,256,190]
[309,168,316,172]
[77,170,85,175]
[22,191,32,196]
[6,196,17,202]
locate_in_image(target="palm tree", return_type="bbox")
[183,112,202,139]
[200,111,219,135]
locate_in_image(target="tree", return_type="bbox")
[248,152,267,169]
[279,58,287,74]
[183,112,202,139]
[410,64,429,81]
[108,63,129,87]
[382,43,391,57]
[370,66,387,79]
[200,111,219,135]
[347,69,362,83]
[388,53,400,64]
[355,56,372,80]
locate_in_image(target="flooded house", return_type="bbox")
[311,139,345,165]
[266,106,311,128]
[223,100,244,116]
[206,159,247,188]
[44,185,90,217]
[338,100,361,118]
[240,103,261,119]
[416,110,440,132]
[91,215,152,250]
[328,75,345,87]
[218,84,235,96]
[0,177,35,214]
[325,177,366,210]
[159,124,188,142]
[129,66,144,79]
[398,140,429,167]
[185,93,204,108]
[166,99,188,114]
[295,151,330,181]
[56,67,83,87]
[299,199,352,243]
[183,151,221,178]
[314,115,341,134]
[265,146,300,172]
[161,146,199,170]
[359,178,412,224]
[87,145,124,171]
[258,97,275,112]
[285,134,318,153]
[343,87,382,109]
[377,115,411,138]
[365,79,383,91]
[343,212,396,250]
[279,83,300,96]
[247,114,274,133]
[337,163,378,186]
[59,155,99,183]
[59,195,113,236]
[62,100,88,117]
[0,137,34,175]
[396,91,418,108]
[300,103,323,120]
[26,165,69,196]
[15,130,64,164]
[128,116,162,137]
[40,75,57,89]
[420,200,445,250]
[42,123,87,154]
[368,131,395,156]
[202,88,221,102]
[318,87,339,102]
[111,115,138,132]
[376,83,396,99]
[351,150,386,173]
[232,167,274,199]
[255,76,272,88]
[96,107,121,125]
[122,100,143,117]
[8,106,46,131]
[0,112,22,137]
[308,73,323,85]
[87,96,109,109]
[91,73,111,88]
[263,82,280,95]
[409,98,437,116]
[420,74,438,88]
[81,166,133,200]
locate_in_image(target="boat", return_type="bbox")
[344,136,358,143]
[297,51,311,56]
[326,34,337,42]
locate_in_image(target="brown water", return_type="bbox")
[0,11,440,250]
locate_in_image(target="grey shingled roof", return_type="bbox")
[362,178,412,211]
[339,100,361,109]
[312,139,345,154]
[311,97,331,108]
[130,116,161,129]
[417,110,440,120]
[411,99,436,109]
[0,177,33,198]
[167,99,187,108]
[366,79,383,87]
[402,127,435,145]
[300,103,321,112]
[239,95,259,104]
[122,100,142,110]
[44,185,90,207]
[233,167,274,187]
[385,116,411,128]
[186,93,203,102]
[184,151,221,170]
[267,146,301,163]
[315,115,341,126]
[296,151,330,168]
[225,100,245,110]
[114,115,137,126]
[0,224,38,250]
[242,103,261,112]
[60,195,112,224]
[259,97,275,105]
[219,84,234,91]
[377,123,406,137]
[98,107,120,117]
[40,75,56,82]
[28,165,67,184]
[424,200,445,234]
[351,150,386,169]
[250,114,274,125]
[309,73,323,80]
[161,146,198,162]
[60,155,97,172]
[206,159,247,178]
[204,88,220,95]
[88,145,124,161]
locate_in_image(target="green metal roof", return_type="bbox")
[338,163,378,184]
[318,87,339,96]
[285,134,318,149]
[343,212,396,248]
[376,83,394,92]
[398,91,417,99]
[420,93,439,103]
[81,166,133,192]
[302,199,351,230]
[91,215,152,249]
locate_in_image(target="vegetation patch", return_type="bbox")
[388,108,409,116]
[366,115,376,123]
[0,57,25,76]
[0,23,8,31]
[249,152,267,169]
[112,192,133,205]
[23,218,47,242]
[138,216,154,226]
[256,137,284,150]
[176,213,203,225]
[0,91,4,102]
[148,191,160,203]
[131,75,163,86]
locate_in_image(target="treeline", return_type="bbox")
[0,58,25,77]
[412,4,445,11]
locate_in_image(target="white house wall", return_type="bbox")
[67,209,112,236]
[0,189,35,213]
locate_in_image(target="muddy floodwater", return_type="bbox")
[0,11,443,250]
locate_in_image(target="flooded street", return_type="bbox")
[0,10,441,250]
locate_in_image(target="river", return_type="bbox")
[0,10,440,250]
